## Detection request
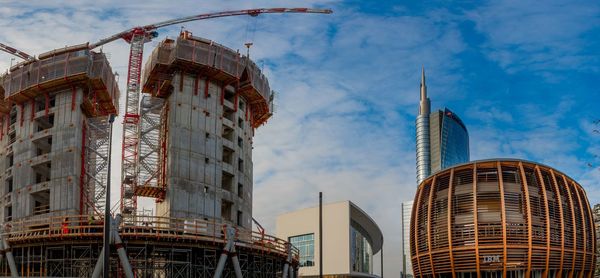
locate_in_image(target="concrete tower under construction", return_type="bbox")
[138,31,271,229]
[0,33,298,277]
[0,45,119,222]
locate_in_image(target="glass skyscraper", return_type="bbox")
[415,68,469,185]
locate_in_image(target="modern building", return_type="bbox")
[401,200,414,278]
[277,200,384,278]
[0,32,297,277]
[593,203,600,277]
[415,68,469,185]
[410,159,596,278]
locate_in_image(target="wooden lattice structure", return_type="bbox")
[410,159,596,278]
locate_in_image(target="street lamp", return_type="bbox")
[103,114,116,277]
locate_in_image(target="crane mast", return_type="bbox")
[120,31,146,214]
[93,7,332,216]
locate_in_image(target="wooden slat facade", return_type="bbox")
[410,160,595,278]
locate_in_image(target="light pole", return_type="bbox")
[319,192,323,278]
[401,203,405,278]
[103,114,115,277]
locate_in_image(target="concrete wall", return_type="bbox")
[156,72,254,230]
[276,201,351,276]
[0,87,88,222]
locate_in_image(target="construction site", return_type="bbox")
[0,8,332,277]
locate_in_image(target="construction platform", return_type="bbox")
[142,32,272,128]
[0,44,119,117]
[0,214,298,277]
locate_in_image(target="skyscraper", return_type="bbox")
[415,68,469,185]
[401,200,414,278]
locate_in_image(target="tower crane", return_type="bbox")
[87,8,332,215]
[0,42,33,61]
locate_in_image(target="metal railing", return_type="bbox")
[3,214,299,260]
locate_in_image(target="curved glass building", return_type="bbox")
[415,69,469,185]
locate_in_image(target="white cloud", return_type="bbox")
[1,1,598,276]
[469,0,600,75]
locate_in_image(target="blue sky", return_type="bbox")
[1,0,599,276]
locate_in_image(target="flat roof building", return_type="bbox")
[277,200,384,278]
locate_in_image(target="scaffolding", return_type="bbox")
[0,44,119,117]
[135,96,167,200]
[142,33,273,129]
[0,214,298,277]
[81,116,110,215]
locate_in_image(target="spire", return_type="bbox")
[419,66,430,115]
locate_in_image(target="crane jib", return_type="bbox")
[89,7,332,49]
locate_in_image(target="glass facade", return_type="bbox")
[439,108,469,171]
[350,221,373,274]
[401,201,414,277]
[289,233,315,267]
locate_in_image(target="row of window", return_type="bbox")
[4,188,50,221]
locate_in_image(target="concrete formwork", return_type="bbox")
[0,45,118,222]
[140,32,272,231]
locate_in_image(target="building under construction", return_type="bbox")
[0,31,298,277]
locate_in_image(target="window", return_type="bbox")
[237,183,243,198]
[221,171,233,192]
[35,136,52,156]
[237,137,243,149]
[7,154,13,167]
[238,159,244,173]
[35,114,54,132]
[222,146,234,164]
[222,126,234,142]
[221,200,233,222]
[224,88,235,103]
[289,234,315,267]
[237,210,243,226]
[350,222,373,274]
[31,189,50,215]
[5,177,13,194]
[238,118,244,129]
[223,106,235,122]
[4,205,12,221]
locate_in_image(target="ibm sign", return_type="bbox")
[482,255,501,264]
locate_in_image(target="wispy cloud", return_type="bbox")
[0,1,599,276]
[468,0,600,76]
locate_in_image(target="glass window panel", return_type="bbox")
[289,233,315,267]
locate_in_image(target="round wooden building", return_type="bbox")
[410,159,595,278]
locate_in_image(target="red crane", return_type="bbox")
[88,8,332,215]
[0,42,33,61]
